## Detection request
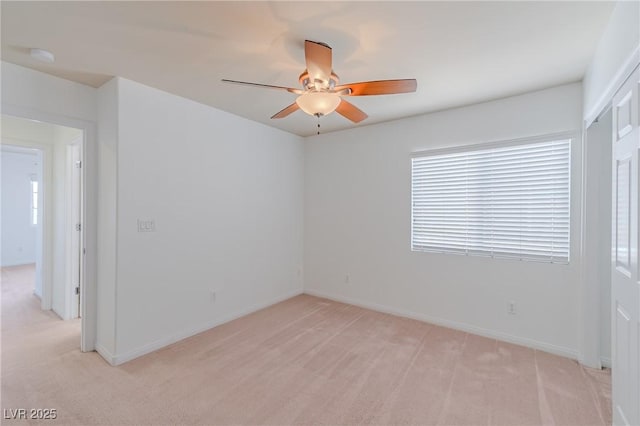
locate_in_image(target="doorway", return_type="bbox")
[1,145,43,303]
[1,114,86,340]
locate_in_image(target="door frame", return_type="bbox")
[2,104,98,353]
[66,138,83,320]
[585,45,640,129]
[580,108,613,369]
[580,49,640,369]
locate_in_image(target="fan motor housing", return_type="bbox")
[299,70,339,91]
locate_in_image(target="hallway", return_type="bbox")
[1,264,88,422]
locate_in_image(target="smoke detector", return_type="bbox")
[30,48,55,63]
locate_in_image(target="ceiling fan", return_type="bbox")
[222,40,417,124]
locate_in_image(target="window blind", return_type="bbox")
[411,138,571,263]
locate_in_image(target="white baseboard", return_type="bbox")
[51,306,65,321]
[95,344,117,366]
[304,288,579,361]
[107,288,304,366]
[0,261,37,268]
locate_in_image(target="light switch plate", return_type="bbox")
[137,219,155,232]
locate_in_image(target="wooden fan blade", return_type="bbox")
[305,40,332,82]
[271,103,300,119]
[222,79,302,94]
[335,99,368,123]
[334,79,417,96]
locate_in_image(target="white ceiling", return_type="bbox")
[1,1,614,137]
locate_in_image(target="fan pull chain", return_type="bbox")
[316,113,321,135]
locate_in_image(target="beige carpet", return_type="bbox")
[2,264,611,425]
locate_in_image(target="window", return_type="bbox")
[30,176,38,226]
[411,137,571,263]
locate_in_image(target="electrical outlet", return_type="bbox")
[508,301,516,315]
[137,219,156,232]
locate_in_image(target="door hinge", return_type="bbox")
[75,287,80,295]
[75,160,82,168]
[76,223,81,231]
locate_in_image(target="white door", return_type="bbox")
[611,65,640,426]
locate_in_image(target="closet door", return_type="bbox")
[611,65,640,426]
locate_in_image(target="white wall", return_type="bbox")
[583,1,640,122]
[582,109,613,367]
[96,78,118,357]
[1,61,96,123]
[1,150,39,267]
[597,111,612,364]
[97,78,305,364]
[304,83,584,358]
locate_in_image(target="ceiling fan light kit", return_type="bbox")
[295,92,341,116]
[223,40,417,126]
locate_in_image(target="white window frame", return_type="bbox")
[410,133,573,264]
